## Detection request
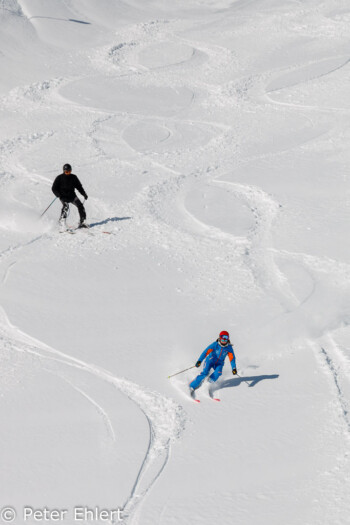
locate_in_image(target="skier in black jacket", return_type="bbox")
[52,164,88,228]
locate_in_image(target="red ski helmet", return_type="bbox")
[219,330,230,342]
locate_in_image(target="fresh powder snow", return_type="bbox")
[1,1,350,524]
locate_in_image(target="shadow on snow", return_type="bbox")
[89,216,132,228]
[25,16,91,24]
[214,374,279,392]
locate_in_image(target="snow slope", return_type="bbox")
[1,0,350,524]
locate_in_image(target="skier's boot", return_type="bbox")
[78,219,89,229]
[59,217,66,232]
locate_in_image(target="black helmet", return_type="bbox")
[63,163,72,172]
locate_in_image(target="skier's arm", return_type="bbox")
[196,346,214,366]
[52,177,61,197]
[74,176,88,199]
[228,348,237,374]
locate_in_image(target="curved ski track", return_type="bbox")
[1,0,350,522]
[0,307,185,523]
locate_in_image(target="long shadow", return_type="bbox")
[89,217,132,228]
[213,374,279,392]
[69,19,91,24]
[27,16,91,24]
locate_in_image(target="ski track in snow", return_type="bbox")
[317,329,350,436]
[266,56,350,95]
[56,374,117,443]
[2,0,350,522]
[0,307,185,523]
[212,180,298,310]
[319,344,350,432]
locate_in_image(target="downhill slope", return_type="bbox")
[1,1,350,524]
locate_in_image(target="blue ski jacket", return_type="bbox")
[198,340,236,370]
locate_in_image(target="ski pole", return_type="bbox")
[40,197,57,218]
[168,365,196,379]
[237,374,251,386]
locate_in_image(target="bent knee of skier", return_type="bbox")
[209,370,222,383]
[60,203,69,219]
[190,372,208,390]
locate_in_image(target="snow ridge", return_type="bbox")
[319,338,350,435]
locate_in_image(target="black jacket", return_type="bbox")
[52,173,87,201]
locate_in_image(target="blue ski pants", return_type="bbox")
[190,360,223,390]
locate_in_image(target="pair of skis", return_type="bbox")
[60,224,112,235]
[190,387,220,403]
[62,226,89,234]
[168,366,221,403]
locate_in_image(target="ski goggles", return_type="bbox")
[220,335,229,341]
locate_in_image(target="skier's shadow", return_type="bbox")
[89,216,132,228]
[212,374,279,393]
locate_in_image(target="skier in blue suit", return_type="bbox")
[190,331,237,391]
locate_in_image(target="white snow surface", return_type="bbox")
[1,1,350,524]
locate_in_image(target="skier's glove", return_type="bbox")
[195,361,202,368]
[232,368,237,375]
[84,194,88,200]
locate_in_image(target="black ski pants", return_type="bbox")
[60,196,86,222]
